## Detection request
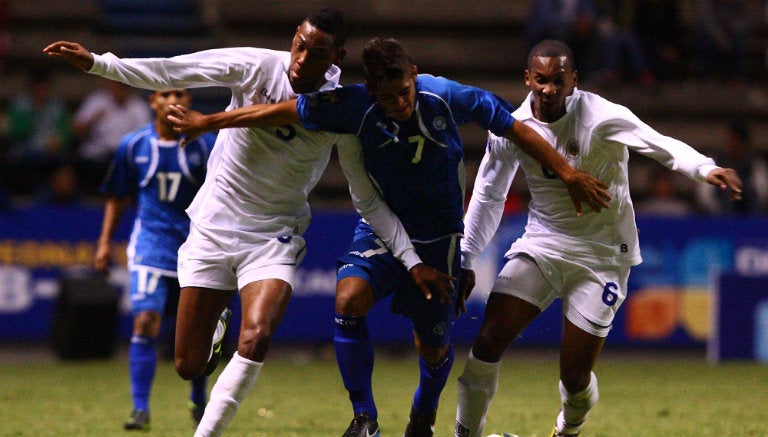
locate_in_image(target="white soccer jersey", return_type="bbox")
[88,47,420,268]
[462,89,719,270]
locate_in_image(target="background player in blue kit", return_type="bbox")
[95,88,216,431]
[166,37,610,437]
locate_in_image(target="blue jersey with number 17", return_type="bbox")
[297,74,517,241]
[101,123,215,273]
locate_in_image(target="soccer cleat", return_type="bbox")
[403,406,436,437]
[549,410,583,436]
[188,401,205,425]
[342,413,380,437]
[203,308,232,377]
[123,409,150,431]
[549,427,580,437]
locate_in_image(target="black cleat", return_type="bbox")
[123,409,150,431]
[403,406,436,437]
[188,401,205,426]
[342,413,380,437]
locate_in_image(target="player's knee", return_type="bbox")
[335,277,374,316]
[175,354,204,380]
[238,323,274,361]
[133,310,161,337]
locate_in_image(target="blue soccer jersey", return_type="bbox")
[297,74,516,241]
[101,124,215,273]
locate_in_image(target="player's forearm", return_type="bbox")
[505,120,577,181]
[203,100,301,130]
[98,197,128,244]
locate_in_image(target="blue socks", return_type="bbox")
[129,335,157,412]
[334,313,376,419]
[190,375,208,407]
[413,344,454,414]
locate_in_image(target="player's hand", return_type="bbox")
[93,242,111,274]
[706,167,743,201]
[167,104,206,147]
[409,263,455,304]
[455,268,475,317]
[42,41,95,71]
[561,169,611,215]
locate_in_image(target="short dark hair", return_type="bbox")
[306,6,351,47]
[362,37,414,88]
[527,39,575,71]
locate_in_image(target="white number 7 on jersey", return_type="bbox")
[409,135,425,164]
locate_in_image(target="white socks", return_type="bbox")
[556,372,598,435]
[455,350,501,437]
[194,352,263,437]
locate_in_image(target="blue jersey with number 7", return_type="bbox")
[297,74,517,241]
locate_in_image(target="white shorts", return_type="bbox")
[178,222,307,291]
[492,253,630,337]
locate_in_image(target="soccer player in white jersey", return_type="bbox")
[454,39,743,437]
[44,8,453,437]
[95,88,216,430]
[163,38,614,437]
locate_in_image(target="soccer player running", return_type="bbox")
[165,37,612,437]
[453,39,742,437]
[44,8,433,437]
[94,88,216,430]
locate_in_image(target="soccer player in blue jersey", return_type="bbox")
[166,37,611,437]
[95,88,217,431]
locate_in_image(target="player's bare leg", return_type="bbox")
[551,319,604,436]
[174,286,234,380]
[194,279,292,437]
[456,294,540,437]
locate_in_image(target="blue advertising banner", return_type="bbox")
[1,204,767,350]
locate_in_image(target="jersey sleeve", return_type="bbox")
[100,135,138,197]
[88,48,269,90]
[461,134,520,270]
[296,86,367,134]
[335,134,423,270]
[438,77,517,136]
[597,103,718,181]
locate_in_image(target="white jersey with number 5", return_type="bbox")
[462,89,720,270]
[87,47,418,266]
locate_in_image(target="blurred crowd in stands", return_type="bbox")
[0,0,766,215]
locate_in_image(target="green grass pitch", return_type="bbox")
[2,345,766,436]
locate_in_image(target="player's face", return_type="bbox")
[368,66,418,121]
[289,21,345,94]
[150,89,191,122]
[525,55,577,123]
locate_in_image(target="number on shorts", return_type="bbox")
[361,237,389,258]
[137,269,161,296]
[602,282,619,306]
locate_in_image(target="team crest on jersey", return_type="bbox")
[565,138,580,160]
[187,152,202,167]
[307,90,339,108]
[432,116,447,131]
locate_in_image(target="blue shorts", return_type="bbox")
[337,223,460,347]
[129,267,180,317]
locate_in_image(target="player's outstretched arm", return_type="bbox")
[167,99,301,145]
[705,167,743,201]
[503,119,611,215]
[409,263,455,304]
[43,41,95,71]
